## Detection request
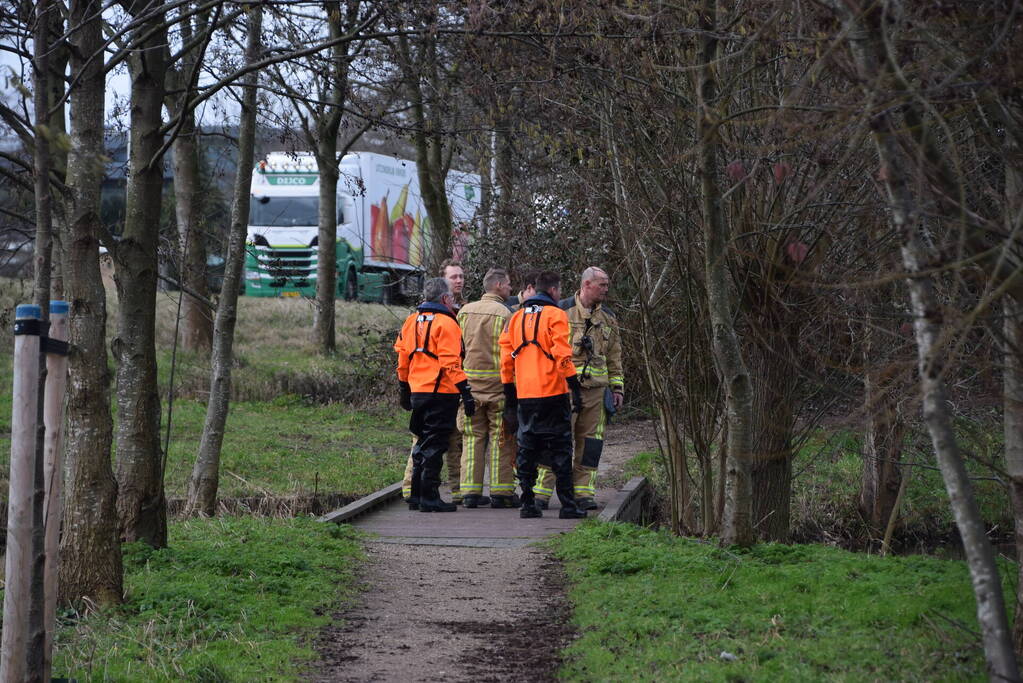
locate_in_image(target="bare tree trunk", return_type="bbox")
[185,5,263,516]
[834,2,1018,675]
[59,0,122,606]
[172,119,212,353]
[698,0,753,548]
[312,2,362,351]
[859,304,905,538]
[112,6,168,547]
[166,4,212,354]
[313,145,339,352]
[27,1,55,674]
[398,32,453,267]
[897,182,1018,683]
[749,339,795,542]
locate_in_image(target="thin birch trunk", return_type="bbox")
[837,2,1019,674]
[186,6,263,516]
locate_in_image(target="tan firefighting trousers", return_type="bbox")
[534,386,605,501]
[459,398,516,497]
[403,408,463,501]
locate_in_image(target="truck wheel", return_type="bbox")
[343,269,357,301]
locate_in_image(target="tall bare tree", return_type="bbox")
[832,1,1019,676]
[165,3,217,354]
[111,1,170,547]
[59,0,123,607]
[186,4,263,516]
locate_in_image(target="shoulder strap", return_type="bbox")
[511,305,555,362]
[409,313,439,361]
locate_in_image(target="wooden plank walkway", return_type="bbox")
[349,485,592,548]
[320,476,652,548]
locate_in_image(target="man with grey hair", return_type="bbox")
[456,267,519,508]
[533,266,624,511]
[394,277,476,512]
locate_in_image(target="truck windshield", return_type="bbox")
[249,196,319,227]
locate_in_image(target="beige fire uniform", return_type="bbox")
[457,293,517,498]
[534,293,624,502]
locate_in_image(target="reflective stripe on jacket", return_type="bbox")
[560,293,625,395]
[457,293,510,403]
[499,292,577,399]
[394,302,466,394]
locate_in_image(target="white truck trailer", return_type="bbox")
[244,151,481,302]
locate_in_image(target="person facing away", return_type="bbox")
[457,268,520,508]
[533,265,625,511]
[394,277,476,512]
[400,258,470,504]
[499,270,587,519]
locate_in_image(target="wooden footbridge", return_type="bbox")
[319,477,653,547]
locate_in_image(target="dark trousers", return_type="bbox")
[516,394,579,513]
[409,393,460,502]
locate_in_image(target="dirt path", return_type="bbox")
[313,419,658,682]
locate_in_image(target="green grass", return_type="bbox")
[162,397,410,498]
[553,523,1000,682]
[0,278,414,500]
[53,516,364,682]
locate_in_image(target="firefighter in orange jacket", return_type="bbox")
[395,277,476,512]
[499,270,587,519]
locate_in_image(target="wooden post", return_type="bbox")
[1,304,43,682]
[42,300,69,681]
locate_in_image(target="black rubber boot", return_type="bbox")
[552,451,585,518]
[489,495,521,509]
[520,502,543,518]
[576,497,598,511]
[519,491,542,518]
[419,476,456,512]
[462,494,492,508]
[407,497,420,511]
[420,497,457,512]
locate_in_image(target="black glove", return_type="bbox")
[399,381,412,411]
[567,375,583,414]
[502,382,518,430]
[456,380,476,418]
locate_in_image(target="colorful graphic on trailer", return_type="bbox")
[369,182,431,267]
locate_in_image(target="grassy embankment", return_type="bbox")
[569,420,1013,680]
[552,522,1004,681]
[0,281,413,681]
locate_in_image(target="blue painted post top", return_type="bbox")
[49,300,69,315]
[15,304,41,320]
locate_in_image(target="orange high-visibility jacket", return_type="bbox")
[499,294,577,399]
[394,304,467,394]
